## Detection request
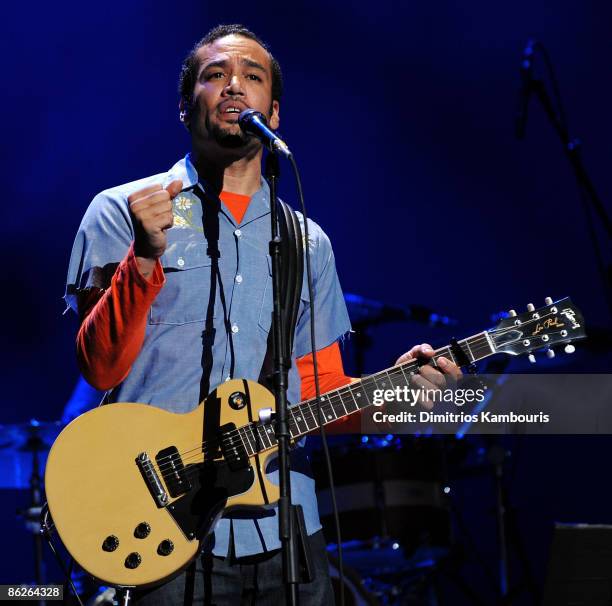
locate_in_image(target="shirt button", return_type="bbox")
[177,257,185,267]
[231,324,239,334]
[234,229,242,237]
[235,274,243,284]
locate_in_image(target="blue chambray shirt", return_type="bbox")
[65,154,351,557]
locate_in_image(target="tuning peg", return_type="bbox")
[528,354,536,364]
[527,303,535,312]
[564,344,576,354]
[546,348,555,359]
[544,297,553,305]
[509,309,517,317]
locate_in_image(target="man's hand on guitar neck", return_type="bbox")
[395,343,463,410]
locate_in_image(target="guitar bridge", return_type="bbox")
[136,451,169,508]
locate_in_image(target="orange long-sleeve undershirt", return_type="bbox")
[76,192,360,431]
[76,244,165,390]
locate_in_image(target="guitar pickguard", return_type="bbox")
[166,461,255,541]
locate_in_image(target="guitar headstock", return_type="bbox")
[489,297,586,360]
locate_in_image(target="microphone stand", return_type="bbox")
[266,152,300,605]
[527,76,612,314]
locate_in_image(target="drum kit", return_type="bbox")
[0,420,61,601]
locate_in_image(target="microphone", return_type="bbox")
[238,109,292,158]
[515,39,536,140]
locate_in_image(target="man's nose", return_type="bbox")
[224,74,245,96]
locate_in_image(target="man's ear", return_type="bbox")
[269,100,280,130]
[179,99,191,130]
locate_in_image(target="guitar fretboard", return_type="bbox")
[234,331,494,456]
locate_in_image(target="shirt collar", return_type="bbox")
[165,153,272,223]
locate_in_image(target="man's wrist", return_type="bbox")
[134,256,158,280]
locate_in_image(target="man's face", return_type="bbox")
[185,34,280,152]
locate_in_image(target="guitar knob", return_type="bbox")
[527,303,535,312]
[564,344,576,354]
[134,522,151,539]
[545,297,553,305]
[546,349,555,359]
[509,309,517,317]
[102,535,119,552]
[528,354,536,364]
[157,539,174,556]
[125,552,142,569]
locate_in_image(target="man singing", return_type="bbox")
[65,24,461,604]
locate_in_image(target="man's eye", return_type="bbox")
[206,72,224,80]
[247,74,262,82]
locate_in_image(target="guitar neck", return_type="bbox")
[238,331,495,456]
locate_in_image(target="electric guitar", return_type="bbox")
[44,297,585,588]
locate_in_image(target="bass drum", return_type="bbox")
[311,436,451,557]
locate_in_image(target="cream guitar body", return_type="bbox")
[45,379,278,588]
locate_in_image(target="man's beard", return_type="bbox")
[205,115,249,149]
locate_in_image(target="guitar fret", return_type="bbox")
[344,384,361,413]
[302,402,318,430]
[319,394,337,424]
[385,368,401,389]
[263,424,276,445]
[288,408,299,439]
[357,379,372,410]
[241,426,256,456]
[357,376,376,408]
[291,405,310,434]
[435,346,454,365]
[333,390,350,417]
[396,363,412,387]
[462,338,475,362]
[258,424,272,449]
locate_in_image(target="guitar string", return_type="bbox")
[154,318,576,477]
[151,317,576,474]
[151,316,577,473]
[155,306,574,467]
[152,332,492,469]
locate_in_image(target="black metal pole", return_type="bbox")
[530,79,612,239]
[529,78,612,316]
[266,152,299,605]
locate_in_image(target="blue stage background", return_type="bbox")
[2,1,611,602]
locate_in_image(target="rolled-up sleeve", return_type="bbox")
[293,219,352,359]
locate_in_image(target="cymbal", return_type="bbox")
[0,420,62,453]
[0,420,61,489]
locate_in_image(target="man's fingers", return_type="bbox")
[130,191,173,212]
[395,343,435,366]
[409,374,436,410]
[161,216,174,231]
[127,183,163,204]
[420,365,446,390]
[165,179,183,198]
[437,356,463,380]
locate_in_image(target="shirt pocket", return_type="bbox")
[149,241,217,325]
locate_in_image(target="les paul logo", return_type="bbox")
[532,317,565,336]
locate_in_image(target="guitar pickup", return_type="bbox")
[219,423,250,472]
[156,446,192,498]
[136,452,169,508]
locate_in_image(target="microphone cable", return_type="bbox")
[286,152,346,606]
